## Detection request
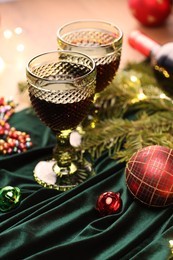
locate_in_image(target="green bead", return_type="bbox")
[0,186,21,212]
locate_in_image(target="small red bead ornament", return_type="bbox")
[96,191,122,216]
[128,0,172,27]
[0,97,33,154]
[125,145,173,207]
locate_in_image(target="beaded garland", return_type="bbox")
[0,97,32,154]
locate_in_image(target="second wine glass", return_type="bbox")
[57,20,123,127]
[57,20,123,93]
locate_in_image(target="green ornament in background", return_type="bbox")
[0,186,21,212]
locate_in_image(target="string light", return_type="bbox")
[14,27,23,35]
[130,75,138,82]
[16,43,25,52]
[137,92,146,100]
[1,26,26,73]
[131,90,146,104]
[3,29,13,39]
[160,93,167,99]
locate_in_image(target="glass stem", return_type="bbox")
[53,130,77,176]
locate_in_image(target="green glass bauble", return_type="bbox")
[0,186,21,212]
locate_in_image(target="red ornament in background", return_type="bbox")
[128,0,172,27]
[125,145,173,207]
[96,191,122,216]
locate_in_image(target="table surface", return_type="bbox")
[0,0,173,111]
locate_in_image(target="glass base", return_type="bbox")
[33,159,94,191]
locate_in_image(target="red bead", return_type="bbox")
[18,135,25,142]
[0,97,5,105]
[19,143,25,150]
[3,142,10,149]
[4,122,10,130]
[7,148,13,154]
[0,128,4,135]
[9,140,16,148]
[9,138,16,147]
[11,132,18,139]
[96,191,122,216]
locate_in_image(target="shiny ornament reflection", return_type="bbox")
[0,186,21,212]
[96,191,122,216]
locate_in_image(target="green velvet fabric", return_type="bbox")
[0,108,172,260]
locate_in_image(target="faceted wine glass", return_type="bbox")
[26,51,96,191]
[57,20,123,94]
[57,20,123,127]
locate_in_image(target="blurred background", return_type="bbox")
[0,0,172,110]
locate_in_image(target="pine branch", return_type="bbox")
[80,111,173,162]
[80,118,131,159]
[94,66,173,121]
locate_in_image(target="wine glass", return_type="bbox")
[26,50,96,191]
[57,20,123,127]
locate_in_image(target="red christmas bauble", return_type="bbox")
[96,191,121,216]
[125,145,173,207]
[128,0,172,27]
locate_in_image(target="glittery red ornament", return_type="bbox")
[128,0,172,27]
[125,145,173,207]
[96,191,121,216]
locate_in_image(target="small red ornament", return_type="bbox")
[125,145,173,207]
[128,0,172,27]
[96,191,121,216]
